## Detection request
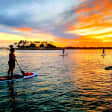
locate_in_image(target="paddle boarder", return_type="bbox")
[8,45,16,79]
[103,48,105,54]
[62,49,65,55]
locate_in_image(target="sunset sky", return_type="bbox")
[0,0,112,47]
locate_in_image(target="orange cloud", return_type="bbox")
[0,30,59,41]
[0,31,82,47]
[16,27,35,32]
[0,32,63,47]
[67,0,112,46]
[0,32,26,41]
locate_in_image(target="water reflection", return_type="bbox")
[8,81,16,112]
[0,50,112,111]
[69,50,112,111]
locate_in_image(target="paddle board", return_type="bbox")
[0,72,38,82]
[101,54,106,56]
[105,66,112,70]
[60,53,68,56]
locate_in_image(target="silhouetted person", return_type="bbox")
[8,45,16,79]
[62,49,65,55]
[103,48,105,54]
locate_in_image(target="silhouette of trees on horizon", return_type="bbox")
[13,40,57,48]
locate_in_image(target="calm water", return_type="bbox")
[0,49,112,112]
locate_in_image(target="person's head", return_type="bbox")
[9,45,13,49]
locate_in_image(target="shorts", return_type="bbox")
[8,61,15,70]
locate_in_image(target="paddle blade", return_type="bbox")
[21,71,25,75]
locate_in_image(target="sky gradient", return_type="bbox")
[0,0,112,47]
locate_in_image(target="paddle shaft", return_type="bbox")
[15,59,25,76]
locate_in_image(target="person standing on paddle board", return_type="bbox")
[103,48,105,54]
[62,49,65,55]
[8,45,16,78]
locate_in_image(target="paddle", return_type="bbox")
[15,59,25,76]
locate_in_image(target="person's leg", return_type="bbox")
[8,63,10,78]
[8,65,11,79]
[11,66,15,78]
[8,69,10,79]
[11,70,13,78]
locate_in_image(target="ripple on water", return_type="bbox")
[0,50,112,112]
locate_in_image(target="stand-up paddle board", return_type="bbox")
[101,54,106,56]
[0,72,38,83]
[105,66,112,70]
[60,53,68,56]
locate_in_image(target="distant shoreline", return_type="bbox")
[1,47,112,50]
[15,47,112,50]
[0,47,9,50]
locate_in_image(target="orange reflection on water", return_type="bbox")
[69,50,112,111]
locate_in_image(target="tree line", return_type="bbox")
[14,40,57,48]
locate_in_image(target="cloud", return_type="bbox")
[1,0,112,47]
[0,0,78,26]
[68,0,112,42]
[0,0,81,39]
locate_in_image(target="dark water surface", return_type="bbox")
[0,49,112,112]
